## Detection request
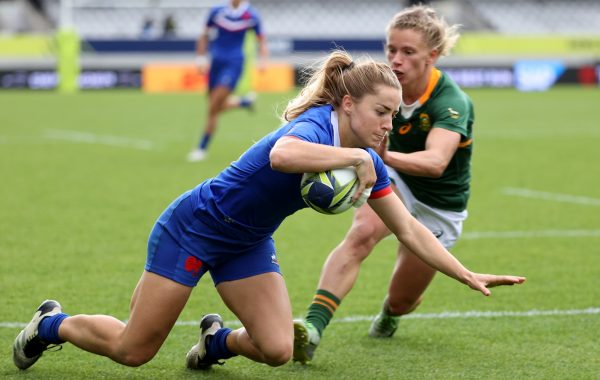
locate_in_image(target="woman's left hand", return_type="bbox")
[466,272,526,296]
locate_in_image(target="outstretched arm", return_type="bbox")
[368,193,525,296]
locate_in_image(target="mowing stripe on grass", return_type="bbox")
[384,229,600,241]
[503,187,600,206]
[2,307,598,329]
[463,229,600,240]
[44,129,155,151]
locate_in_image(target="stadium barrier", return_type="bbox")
[1,34,599,90]
[141,62,294,93]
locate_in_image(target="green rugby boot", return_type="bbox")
[292,319,320,364]
[369,309,399,338]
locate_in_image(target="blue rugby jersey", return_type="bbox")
[190,105,392,239]
[205,2,263,61]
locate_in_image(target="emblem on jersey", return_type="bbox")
[448,108,460,119]
[184,256,204,277]
[419,113,431,132]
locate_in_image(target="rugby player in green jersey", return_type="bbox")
[294,4,479,363]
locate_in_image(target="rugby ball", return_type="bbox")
[300,167,361,214]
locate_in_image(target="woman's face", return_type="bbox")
[385,28,436,87]
[342,84,401,149]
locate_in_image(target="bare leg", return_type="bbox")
[58,271,192,367]
[386,245,436,315]
[216,272,293,367]
[318,203,391,299]
[203,86,232,136]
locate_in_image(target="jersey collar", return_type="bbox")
[418,67,442,105]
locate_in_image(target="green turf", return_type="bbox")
[1,87,599,379]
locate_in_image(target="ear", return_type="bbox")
[342,94,354,114]
[427,49,440,65]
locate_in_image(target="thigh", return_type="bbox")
[120,271,193,355]
[216,272,293,346]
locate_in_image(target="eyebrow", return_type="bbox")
[376,103,393,111]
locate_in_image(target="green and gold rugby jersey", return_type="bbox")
[388,68,474,212]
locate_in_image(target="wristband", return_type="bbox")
[353,187,373,208]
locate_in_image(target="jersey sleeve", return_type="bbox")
[368,149,393,198]
[431,91,472,138]
[251,8,263,37]
[205,7,218,28]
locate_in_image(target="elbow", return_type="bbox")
[427,162,447,178]
[269,148,293,172]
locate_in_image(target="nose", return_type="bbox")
[390,52,402,67]
[383,117,393,132]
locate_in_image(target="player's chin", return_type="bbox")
[372,136,386,148]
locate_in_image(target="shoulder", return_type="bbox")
[437,72,472,103]
[295,105,333,123]
[208,6,222,19]
[429,71,473,114]
[247,4,262,16]
[285,105,335,143]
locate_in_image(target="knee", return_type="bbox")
[260,341,293,367]
[388,296,423,316]
[113,348,157,367]
[344,223,384,257]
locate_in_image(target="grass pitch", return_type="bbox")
[1,87,599,379]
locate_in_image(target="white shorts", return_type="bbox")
[387,167,468,249]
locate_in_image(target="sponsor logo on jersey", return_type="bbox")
[271,254,279,266]
[398,123,412,135]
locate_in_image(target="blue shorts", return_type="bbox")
[208,58,244,91]
[145,191,281,287]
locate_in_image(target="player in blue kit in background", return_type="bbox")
[13,50,524,372]
[188,0,268,162]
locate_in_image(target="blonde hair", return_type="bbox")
[386,5,460,57]
[282,50,400,122]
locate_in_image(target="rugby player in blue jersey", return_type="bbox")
[13,50,524,372]
[188,0,268,162]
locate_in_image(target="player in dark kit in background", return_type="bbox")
[188,0,268,162]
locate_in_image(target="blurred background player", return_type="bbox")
[294,4,475,363]
[187,0,268,162]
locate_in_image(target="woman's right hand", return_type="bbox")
[352,149,376,202]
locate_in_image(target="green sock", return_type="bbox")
[306,289,341,337]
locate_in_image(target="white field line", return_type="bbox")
[2,307,598,329]
[502,187,600,206]
[44,129,155,151]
